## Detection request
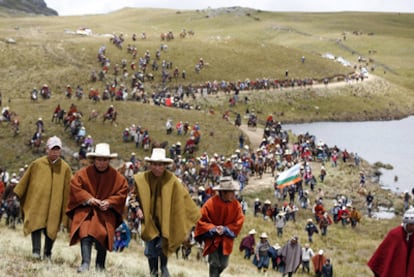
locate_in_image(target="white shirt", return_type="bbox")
[302,247,314,261]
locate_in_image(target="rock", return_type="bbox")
[5,38,16,44]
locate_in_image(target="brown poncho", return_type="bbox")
[66,165,128,251]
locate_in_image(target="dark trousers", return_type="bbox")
[208,246,229,277]
[80,236,107,270]
[145,237,170,277]
[302,260,310,273]
[31,228,54,257]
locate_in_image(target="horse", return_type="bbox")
[264,154,277,177]
[0,110,16,125]
[179,30,187,38]
[103,110,117,124]
[247,114,257,130]
[52,109,66,124]
[254,160,265,179]
[28,132,42,154]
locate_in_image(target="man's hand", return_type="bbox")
[216,225,224,235]
[99,200,110,211]
[88,198,101,207]
[136,207,144,220]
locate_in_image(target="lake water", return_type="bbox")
[284,116,414,193]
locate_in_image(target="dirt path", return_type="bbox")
[238,124,276,193]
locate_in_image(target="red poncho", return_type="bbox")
[368,226,414,277]
[194,194,244,256]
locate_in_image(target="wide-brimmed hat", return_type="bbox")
[248,229,257,235]
[319,249,324,255]
[260,232,268,239]
[278,211,286,216]
[144,148,173,164]
[86,143,118,159]
[213,176,239,191]
[273,243,281,250]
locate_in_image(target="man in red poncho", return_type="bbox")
[368,207,414,277]
[66,143,128,273]
[194,176,245,276]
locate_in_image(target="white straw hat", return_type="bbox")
[260,232,268,239]
[86,143,118,159]
[144,148,173,164]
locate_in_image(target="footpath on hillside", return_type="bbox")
[238,124,275,193]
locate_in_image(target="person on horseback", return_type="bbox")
[36,117,44,133]
[105,105,114,119]
[40,84,51,99]
[67,103,78,117]
[52,104,61,121]
[30,130,41,146]
[2,106,11,122]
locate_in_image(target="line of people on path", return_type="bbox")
[240,230,333,276]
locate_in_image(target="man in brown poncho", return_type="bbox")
[14,136,72,260]
[66,143,128,272]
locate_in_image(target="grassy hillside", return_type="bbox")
[0,8,412,173]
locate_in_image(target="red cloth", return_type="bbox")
[239,234,255,252]
[368,226,414,277]
[0,181,4,195]
[312,254,327,273]
[194,194,244,256]
[66,165,128,251]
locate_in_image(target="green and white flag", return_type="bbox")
[276,163,302,189]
